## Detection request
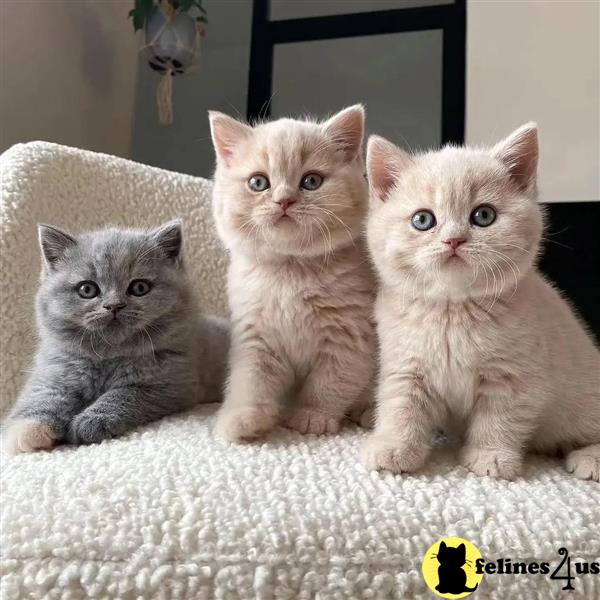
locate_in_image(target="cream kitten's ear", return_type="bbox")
[492,122,538,192]
[366,135,412,202]
[208,111,252,164]
[322,104,365,161]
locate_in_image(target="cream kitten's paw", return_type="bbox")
[566,445,600,482]
[347,406,374,429]
[285,408,340,435]
[362,436,428,474]
[4,419,57,454]
[461,446,522,480]
[215,405,278,442]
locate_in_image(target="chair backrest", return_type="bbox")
[0,142,228,415]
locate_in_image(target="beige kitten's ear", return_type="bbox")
[208,111,252,164]
[322,104,365,161]
[38,224,76,271]
[366,135,412,203]
[492,122,538,192]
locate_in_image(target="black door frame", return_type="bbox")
[246,0,466,145]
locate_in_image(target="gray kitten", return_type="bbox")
[4,221,229,453]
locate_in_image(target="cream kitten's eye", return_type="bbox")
[411,210,436,231]
[248,174,270,192]
[471,205,497,227]
[300,173,323,191]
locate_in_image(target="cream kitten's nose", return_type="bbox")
[443,238,466,251]
[276,198,297,212]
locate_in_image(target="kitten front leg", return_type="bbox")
[215,341,293,442]
[461,375,539,480]
[5,380,83,454]
[285,352,373,435]
[362,370,441,474]
[68,387,174,444]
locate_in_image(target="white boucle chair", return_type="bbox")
[0,142,598,600]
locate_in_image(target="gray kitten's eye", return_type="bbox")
[300,173,323,191]
[471,205,496,227]
[128,279,152,297]
[77,281,100,299]
[411,210,436,231]
[248,174,270,192]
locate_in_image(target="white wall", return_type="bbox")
[467,0,600,202]
[0,0,138,158]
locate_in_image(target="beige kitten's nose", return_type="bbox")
[275,198,297,212]
[275,198,296,212]
[443,238,466,250]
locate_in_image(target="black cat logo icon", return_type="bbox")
[422,537,484,598]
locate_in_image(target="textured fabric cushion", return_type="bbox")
[1,143,599,599]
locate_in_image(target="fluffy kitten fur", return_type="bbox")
[209,106,375,440]
[5,222,229,453]
[363,124,600,481]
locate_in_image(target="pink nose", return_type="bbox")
[443,238,466,250]
[276,198,297,212]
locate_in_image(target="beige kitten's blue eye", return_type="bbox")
[128,279,152,297]
[471,205,496,227]
[248,174,270,192]
[411,210,436,231]
[300,173,323,190]
[77,281,100,299]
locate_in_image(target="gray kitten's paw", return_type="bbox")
[68,413,125,445]
[4,419,57,454]
[461,446,522,480]
[215,405,278,442]
[362,435,428,473]
[566,445,600,482]
[285,408,340,435]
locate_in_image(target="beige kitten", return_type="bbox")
[208,106,375,441]
[362,124,600,481]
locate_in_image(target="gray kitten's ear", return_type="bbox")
[150,220,183,261]
[322,104,365,161]
[366,135,412,203]
[492,122,538,192]
[208,111,252,165]
[38,224,77,270]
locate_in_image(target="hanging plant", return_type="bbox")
[129,0,207,125]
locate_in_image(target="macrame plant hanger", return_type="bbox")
[141,0,205,125]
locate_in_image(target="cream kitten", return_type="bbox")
[208,106,376,441]
[363,124,600,481]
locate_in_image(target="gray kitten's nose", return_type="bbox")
[103,302,127,313]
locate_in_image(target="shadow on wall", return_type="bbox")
[73,3,117,95]
[130,0,253,178]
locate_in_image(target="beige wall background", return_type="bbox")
[467,0,600,202]
[0,0,138,158]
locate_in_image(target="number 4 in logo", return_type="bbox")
[550,548,575,591]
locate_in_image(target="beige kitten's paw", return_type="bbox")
[4,419,57,454]
[461,446,522,480]
[361,436,428,474]
[284,408,340,435]
[566,445,600,482]
[215,405,277,442]
[347,406,374,429]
